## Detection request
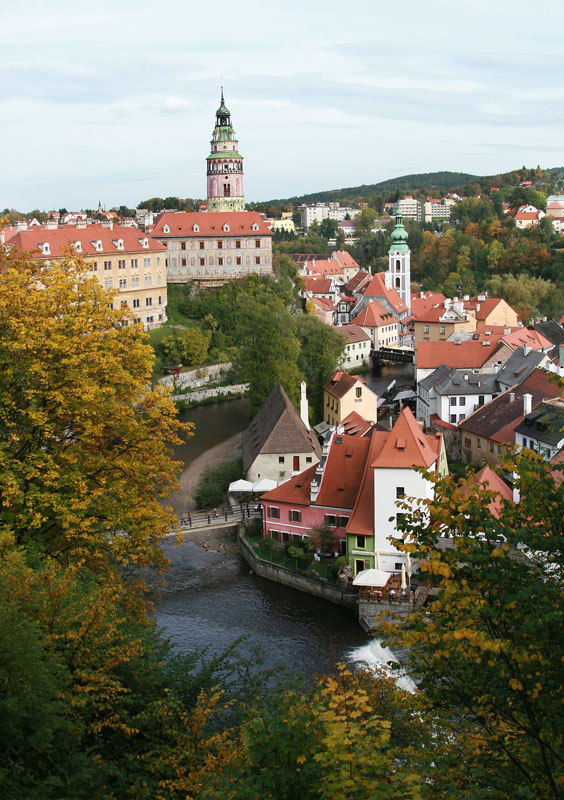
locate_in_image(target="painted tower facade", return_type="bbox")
[206,89,245,212]
[387,208,411,314]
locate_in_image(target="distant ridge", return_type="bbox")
[261,171,481,207]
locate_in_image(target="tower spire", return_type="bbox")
[206,89,245,212]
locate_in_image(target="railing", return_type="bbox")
[177,504,261,530]
[241,532,340,584]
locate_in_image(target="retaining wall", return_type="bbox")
[159,362,232,391]
[239,533,358,610]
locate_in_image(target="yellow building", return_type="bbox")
[8,223,168,329]
[323,371,378,425]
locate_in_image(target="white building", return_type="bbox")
[300,202,360,232]
[392,197,422,222]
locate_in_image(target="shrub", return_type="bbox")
[194,459,244,509]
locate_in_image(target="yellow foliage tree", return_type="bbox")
[0,247,191,571]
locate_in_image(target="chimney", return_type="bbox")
[476,303,480,312]
[504,328,511,335]
[509,392,515,402]
[310,478,319,504]
[523,346,531,356]
[523,393,532,416]
[300,381,310,430]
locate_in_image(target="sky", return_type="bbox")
[2,0,564,211]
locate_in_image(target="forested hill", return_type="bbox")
[264,171,480,206]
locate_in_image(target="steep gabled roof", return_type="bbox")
[346,432,388,536]
[8,224,166,257]
[345,270,371,293]
[242,383,321,471]
[370,406,441,469]
[303,277,332,294]
[468,465,514,518]
[335,324,371,344]
[533,320,564,347]
[317,434,372,509]
[362,272,407,314]
[353,299,396,328]
[151,211,272,237]
[260,465,317,506]
[341,411,375,436]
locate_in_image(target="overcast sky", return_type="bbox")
[2,0,563,211]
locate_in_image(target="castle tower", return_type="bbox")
[206,88,245,212]
[387,208,411,313]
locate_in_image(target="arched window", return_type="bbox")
[396,259,401,271]
[395,277,400,288]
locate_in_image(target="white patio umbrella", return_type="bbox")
[353,568,390,588]
[401,563,407,590]
[407,552,412,579]
[228,479,254,493]
[252,478,277,492]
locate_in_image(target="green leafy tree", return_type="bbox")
[233,289,303,411]
[296,315,346,423]
[319,218,339,239]
[387,452,564,799]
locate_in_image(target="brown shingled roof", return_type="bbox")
[242,383,321,472]
[323,371,366,400]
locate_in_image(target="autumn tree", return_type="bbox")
[0,247,190,571]
[387,453,564,799]
[296,315,346,422]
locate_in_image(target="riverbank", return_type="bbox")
[168,429,243,514]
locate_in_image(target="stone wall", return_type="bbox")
[159,362,232,392]
[239,532,358,610]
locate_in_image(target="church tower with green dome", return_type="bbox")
[386,208,411,314]
[206,88,245,212]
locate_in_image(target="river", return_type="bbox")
[154,364,414,678]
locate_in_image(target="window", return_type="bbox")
[218,257,223,266]
[450,397,457,406]
[236,240,241,249]
[356,535,366,549]
[91,262,98,271]
[130,258,138,268]
[289,509,301,522]
[145,297,152,307]
[424,324,430,333]
[217,241,223,249]
[182,259,187,266]
[464,437,471,448]
[477,438,482,449]
[278,456,285,464]
[146,315,154,324]
[199,258,205,266]
[199,241,205,249]
[144,275,152,286]
[181,242,186,250]
[396,487,405,498]
[478,395,485,406]
[459,396,466,406]
[293,456,299,471]
[490,441,495,453]
[104,278,112,288]
[440,325,446,335]
[131,277,140,288]
[156,257,161,266]
[356,386,362,398]
[338,516,349,527]
[104,260,112,270]
[133,298,140,308]
[158,296,162,305]
[236,257,241,265]
[119,278,127,289]
[306,456,312,463]
[325,514,336,527]
[255,239,260,248]
[255,256,260,265]
[118,259,126,269]
[143,257,151,267]
[268,506,280,519]
[450,414,456,423]
[396,512,407,527]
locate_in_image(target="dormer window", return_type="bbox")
[94,239,103,251]
[137,237,149,249]
[113,238,124,250]
[192,223,199,233]
[74,241,82,253]
[223,223,230,232]
[163,224,170,234]
[41,242,50,255]
[252,222,259,231]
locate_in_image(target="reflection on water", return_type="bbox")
[173,398,250,464]
[154,538,369,676]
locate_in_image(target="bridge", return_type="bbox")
[370,347,414,370]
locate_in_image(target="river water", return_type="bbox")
[154,363,414,678]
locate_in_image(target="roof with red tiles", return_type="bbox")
[341,410,374,436]
[151,210,272,237]
[7,224,166,257]
[500,327,552,351]
[324,371,367,400]
[410,292,446,318]
[468,465,514,518]
[313,296,336,313]
[516,211,541,220]
[335,324,371,344]
[317,434,372,509]
[464,296,515,321]
[303,276,332,294]
[260,465,317,506]
[370,406,441,469]
[416,340,500,370]
[362,272,407,314]
[353,300,397,328]
[345,270,371,293]
[340,433,388,536]
[334,250,360,269]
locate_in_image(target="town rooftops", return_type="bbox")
[533,320,564,347]
[370,406,441,469]
[242,382,321,472]
[362,272,407,314]
[410,291,446,318]
[423,366,500,397]
[466,465,514,519]
[353,299,396,328]
[458,368,562,444]
[345,270,371,294]
[7,224,166,258]
[324,371,367,400]
[496,347,549,387]
[335,324,371,345]
[514,399,564,447]
[150,210,272,237]
[302,276,333,294]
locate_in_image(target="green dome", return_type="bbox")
[216,101,230,116]
[389,209,409,252]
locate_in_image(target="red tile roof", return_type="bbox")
[346,270,371,293]
[500,328,551,351]
[334,250,360,269]
[151,211,272,237]
[260,466,316,506]
[353,300,396,328]
[8,224,166,258]
[339,433,388,537]
[468,465,514,518]
[362,272,407,314]
[370,406,441,469]
[317,434,372,509]
[313,296,335,313]
[303,277,332,294]
[341,410,374,436]
[410,292,446,317]
[416,341,498,370]
[305,258,343,277]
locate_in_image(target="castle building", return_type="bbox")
[386,208,411,315]
[206,89,245,212]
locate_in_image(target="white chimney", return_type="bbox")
[310,478,319,503]
[509,392,515,402]
[523,393,532,416]
[523,346,531,356]
[300,381,310,430]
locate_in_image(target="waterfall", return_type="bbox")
[348,639,417,694]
